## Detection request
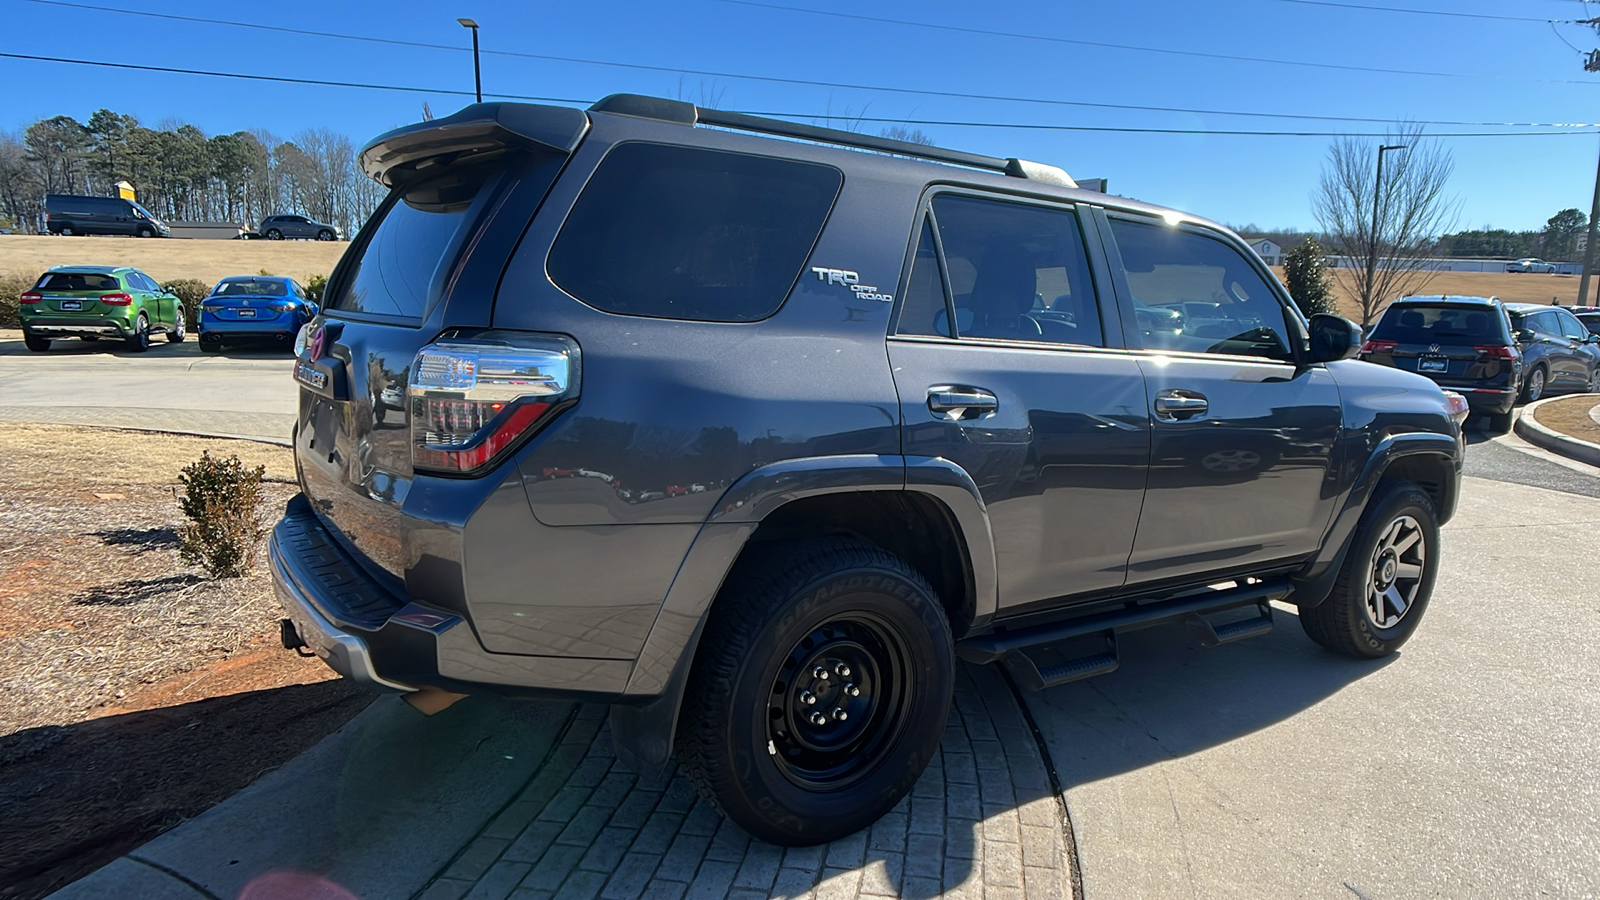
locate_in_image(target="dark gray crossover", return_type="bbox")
[272,96,1467,846]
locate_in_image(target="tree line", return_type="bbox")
[0,109,385,235]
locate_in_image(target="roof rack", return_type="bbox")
[589,94,1078,189]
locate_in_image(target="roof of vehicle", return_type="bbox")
[219,274,292,281]
[1505,302,1566,312]
[1389,295,1501,306]
[42,265,131,275]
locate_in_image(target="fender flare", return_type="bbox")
[1290,431,1461,610]
[609,453,995,772]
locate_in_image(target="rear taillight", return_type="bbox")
[1475,344,1517,360]
[99,293,133,306]
[408,336,577,476]
[1360,339,1396,354]
[19,292,41,305]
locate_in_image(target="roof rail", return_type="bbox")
[589,94,1077,189]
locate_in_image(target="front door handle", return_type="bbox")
[1154,389,1208,421]
[928,386,998,421]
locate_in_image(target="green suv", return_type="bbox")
[19,266,186,352]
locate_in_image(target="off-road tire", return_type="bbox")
[167,308,186,342]
[126,313,151,353]
[1300,482,1438,658]
[24,333,50,352]
[676,539,954,846]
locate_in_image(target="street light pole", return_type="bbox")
[458,18,481,103]
[1366,144,1408,316]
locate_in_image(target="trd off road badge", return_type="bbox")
[811,267,893,303]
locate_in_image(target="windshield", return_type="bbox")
[215,279,288,297]
[1371,304,1509,344]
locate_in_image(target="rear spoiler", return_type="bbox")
[359,103,590,187]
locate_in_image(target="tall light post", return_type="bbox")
[1366,144,1408,310]
[457,18,481,103]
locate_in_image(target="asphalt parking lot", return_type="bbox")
[5,328,1597,898]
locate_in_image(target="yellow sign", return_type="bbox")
[115,181,135,201]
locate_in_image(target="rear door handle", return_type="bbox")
[1153,390,1208,420]
[928,386,998,421]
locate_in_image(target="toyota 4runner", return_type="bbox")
[272,95,1466,846]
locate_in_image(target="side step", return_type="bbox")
[958,579,1287,691]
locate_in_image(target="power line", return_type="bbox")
[2,52,1595,139]
[1258,0,1565,24]
[16,0,1600,128]
[711,0,1600,85]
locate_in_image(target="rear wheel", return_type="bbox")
[200,342,221,354]
[1300,482,1438,658]
[265,228,283,240]
[1521,365,1547,403]
[166,308,186,342]
[23,333,50,352]
[1588,366,1599,394]
[677,539,954,846]
[59,226,75,236]
[316,229,334,241]
[126,313,151,353]
[1483,409,1514,435]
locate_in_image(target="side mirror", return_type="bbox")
[1516,329,1537,343]
[1307,314,1361,363]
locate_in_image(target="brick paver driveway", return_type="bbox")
[420,666,1075,900]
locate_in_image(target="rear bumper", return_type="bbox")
[23,316,133,337]
[1450,387,1518,415]
[199,318,298,338]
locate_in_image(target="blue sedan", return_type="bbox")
[198,276,319,353]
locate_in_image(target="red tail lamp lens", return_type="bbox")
[19,292,41,304]
[99,293,134,306]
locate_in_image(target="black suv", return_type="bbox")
[1358,295,1521,433]
[272,96,1466,846]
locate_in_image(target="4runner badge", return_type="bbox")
[811,267,893,303]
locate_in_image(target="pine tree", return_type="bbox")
[1284,237,1339,318]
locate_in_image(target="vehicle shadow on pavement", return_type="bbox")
[1028,609,1395,793]
[0,679,367,900]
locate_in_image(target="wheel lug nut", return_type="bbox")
[831,707,848,721]
[809,711,827,726]
[844,683,860,697]
[834,662,851,678]
[799,690,817,706]
[812,666,829,681]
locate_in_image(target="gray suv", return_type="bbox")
[273,96,1466,846]
[259,214,342,241]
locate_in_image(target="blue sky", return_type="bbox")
[3,0,1598,232]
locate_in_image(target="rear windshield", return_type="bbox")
[327,162,500,320]
[548,143,843,322]
[215,279,287,296]
[1579,313,1600,335]
[1371,304,1509,344]
[37,272,119,292]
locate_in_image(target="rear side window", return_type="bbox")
[548,143,843,322]
[37,272,119,292]
[328,162,499,320]
[1372,304,1510,344]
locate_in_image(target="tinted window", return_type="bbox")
[37,272,119,292]
[329,162,497,319]
[897,218,951,337]
[128,272,158,292]
[548,143,842,322]
[217,279,288,297]
[1554,310,1587,340]
[1109,219,1296,362]
[1578,313,1600,336]
[1371,304,1510,344]
[899,194,1103,347]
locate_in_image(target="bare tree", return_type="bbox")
[1312,124,1458,325]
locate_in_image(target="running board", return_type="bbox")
[958,579,1288,691]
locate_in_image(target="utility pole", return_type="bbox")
[458,18,482,103]
[1367,144,1408,314]
[1578,138,1600,307]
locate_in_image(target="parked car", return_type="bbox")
[259,214,343,241]
[1358,295,1521,433]
[271,96,1465,846]
[1506,303,1600,400]
[1576,309,1600,337]
[198,276,318,353]
[44,194,170,238]
[18,266,185,351]
[1506,258,1557,274]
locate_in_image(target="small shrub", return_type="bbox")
[0,272,36,328]
[304,273,328,304]
[161,278,210,330]
[176,451,266,578]
[1284,237,1340,318]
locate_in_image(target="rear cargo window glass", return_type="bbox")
[37,272,119,292]
[1374,305,1509,344]
[328,163,496,319]
[217,279,287,296]
[548,143,843,322]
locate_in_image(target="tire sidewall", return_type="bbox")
[1342,488,1439,654]
[128,314,150,352]
[721,565,953,843]
[1524,366,1546,402]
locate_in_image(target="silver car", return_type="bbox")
[259,214,343,241]
[1507,257,1557,274]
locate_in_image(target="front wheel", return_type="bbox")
[125,313,151,353]
[1300,482,1438,658]
[137,226,154,238]
[167,308,186,342]
[316,229,334,241]
[265,228,283,240]
[676,540,954,846]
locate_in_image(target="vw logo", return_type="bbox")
[1428,343,1440,353]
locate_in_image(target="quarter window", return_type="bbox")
[895,194,1104,348]
[1109,218,1298,362]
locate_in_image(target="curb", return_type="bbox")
[49,695,577,900]
[1515,395,1600,468]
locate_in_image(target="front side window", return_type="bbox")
[1109,218,1297,362]
[548,143,842,322]
[895,193,1103,348]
